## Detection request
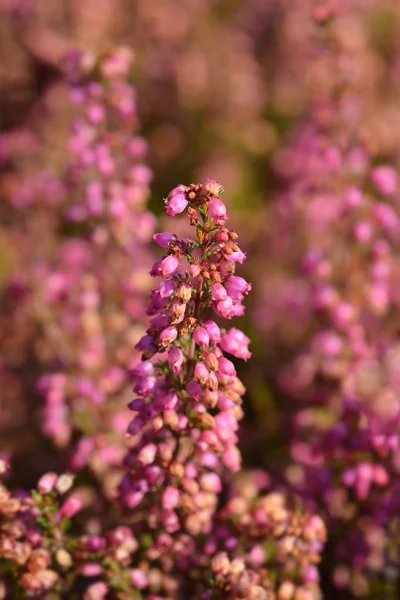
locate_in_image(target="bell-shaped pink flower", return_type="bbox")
[168,347,184,373]
[166,193,188,216]
[193,326,210,348]
[208,197,227,223]
[153,232,177,248]
[220,328,251,360]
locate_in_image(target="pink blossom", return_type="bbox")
[211,283,227,301]
[159,325,178,346]
[37,472,58,494]
[370,165,397,196]
[162,486,180,510]
[195,362,209,385]
[217,356,236,377]
[220,329,251,359]
[60,494,82,518]
[160,256,179,276]
[193,327,210,348]
[168,347,184,373]
[208,197,227,223]
[203,320,221,343]
[153,232,177,248]
[166,193,188,216]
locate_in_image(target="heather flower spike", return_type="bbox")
[121,180,252,534]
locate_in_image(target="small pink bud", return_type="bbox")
[38,472,58,494]
[211,283,227,301]
[159,325,178,347]
[204,179,221,196]
[195,362,209,385]
[168,347,184,373]
[160,255,179,276]
[162,486,180,510]
[186,381,203,400]
[203,320,221,343]
[130,569,148,589]
[189,264,201,277]
[153,232,176,248]
[193,326,210,349]
[138,443,157,466]
[168,185,186,199]
[217,356,236,377]
[60,494,82,518]
[208,197,227,223]
[166,193,188,216]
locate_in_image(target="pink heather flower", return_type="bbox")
[166,193,189,216]
[204,179,221,196]
[220,328,251,360]
[130,569,148,589]
[303,565,319,584]
[353,220,373,242]
[193,326,210,348]
[186,381,202,400]
[138,443,157,466]
[158,280,176,298]
[370,165,397,196]
[168,347,184,373]
[203,320,221,343]
[189,263,201,277]
[373,203,398,230]
[224,248,246,263]
[195,362,209,385]
[84,582,109,600]
[81,562,102,576]
[223,446,241,472]
[344,187,363,208]
[374,465,389,486]
[159,325,178,346]
[313,331,343,356]
[217,356,236,377]
[153,232,177,248]
[127,416,144,435]
[160,256,179,276]
[162,391,178,410]
[168,184,187,199]
[200,472,222,493]
[37,472,58,494]
[60,494,82,518]
[225,276,252,299]
[215,297,235,319]
[130,361,154,379]
[134,375,157,396]
[162,486,180,510]
[211,283,227,301]
[208,197,227,223]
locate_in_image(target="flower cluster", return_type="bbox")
[266,7,400,596]
[0,180,326,599]
[121,179,251,535]
[0,47,155,495]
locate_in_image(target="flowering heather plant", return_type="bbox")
[121,179,251,529]
[0,181,326,599]
[263,6,400,596]
[0,47,155,494]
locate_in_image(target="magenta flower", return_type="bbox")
[220,329,251,361]
[166,193,189,216]
[153,232,177,248]
[193,326,210,348]
[208,197,227,223]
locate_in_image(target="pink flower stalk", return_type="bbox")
[5,47,155,491]
[121,180,251,537]
[267,6,400,594]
